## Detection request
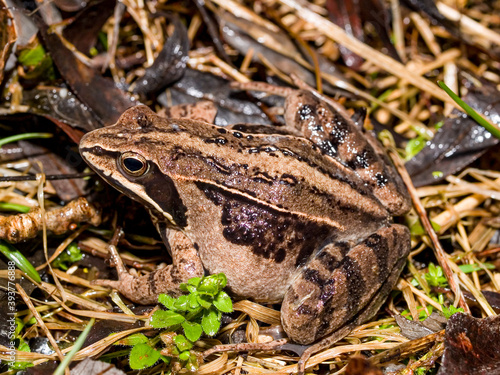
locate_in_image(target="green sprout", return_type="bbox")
[52,243,82,271]
[125,273,233,370]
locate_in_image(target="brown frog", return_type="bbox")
[79,86,411,347]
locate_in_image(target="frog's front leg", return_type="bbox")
[281,224,410,344]
[95,228,204,304]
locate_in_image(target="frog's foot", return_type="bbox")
[282,224,410,345]
[159,101,217,123]
[230,81,296,97]
[94,229,204,305]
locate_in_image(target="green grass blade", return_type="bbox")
[438,81,500,139]
[53,318,95,375]
[0,133,53,147]
[0,240,41,283]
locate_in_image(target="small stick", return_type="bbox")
[16,284,68,374]
[369,330,445,365]
[388,150,470,313]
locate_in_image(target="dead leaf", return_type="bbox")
[405,81,499,186]
[71,358,126,375]
[345,356,383,375]
[437,313,500,375]
[0,0,17,84]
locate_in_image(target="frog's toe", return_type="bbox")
[92,278,123,289]
[92,273,153,303]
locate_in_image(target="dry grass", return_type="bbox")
[1,0,500,373]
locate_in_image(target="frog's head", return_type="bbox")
[79,105,188,228]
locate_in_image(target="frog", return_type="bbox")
[79,85,411,347]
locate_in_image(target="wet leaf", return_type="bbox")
[219,11,348,97]
[406,82,499,186]
[22,85,102,134]
[201,307,220,336]
[437,313,500,375]
[173,334,193,352]
[326,0,400,69]
[164,69,271,126]
[31,12,136,126]
[400,0,460,37]
[71,358,126,375]
[182,321,203,342]
[113,333,148,346]
[133,15,189,95]
[396,313,447,340]
[213,291,233,313]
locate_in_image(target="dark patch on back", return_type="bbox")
[375,172,388,187]
[319,279,336,303]
[364,233,389,283]
[196,181,333,265]
[302,267,337,303]
[326,112,351,151]
[345,148,375,170]
[341,256,365,312]
[297,104,313,122]
[279,174,298,186]
[337,241,350,257]
[317,248,342,272]
[204,136,228,145]
[136,111,153,128]
[303,268,325,285]
[297,305,315,315]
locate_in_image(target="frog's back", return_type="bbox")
[160,116,390,240]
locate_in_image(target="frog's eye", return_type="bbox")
[119,152,148,177]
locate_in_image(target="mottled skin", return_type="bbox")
[79,91,411,345]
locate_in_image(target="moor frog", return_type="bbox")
[79,87,411,346]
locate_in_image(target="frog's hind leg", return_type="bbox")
[94,228,204,305]
[281,224,410,346]
[284,90,411,215]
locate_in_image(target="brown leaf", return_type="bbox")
[0,0,17,84]
[395,313,447,340]
[437,313,500,375]
[32,15,137,126]
[326,0,400,69]
[71,358,127,375]
[62,0,116,54]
